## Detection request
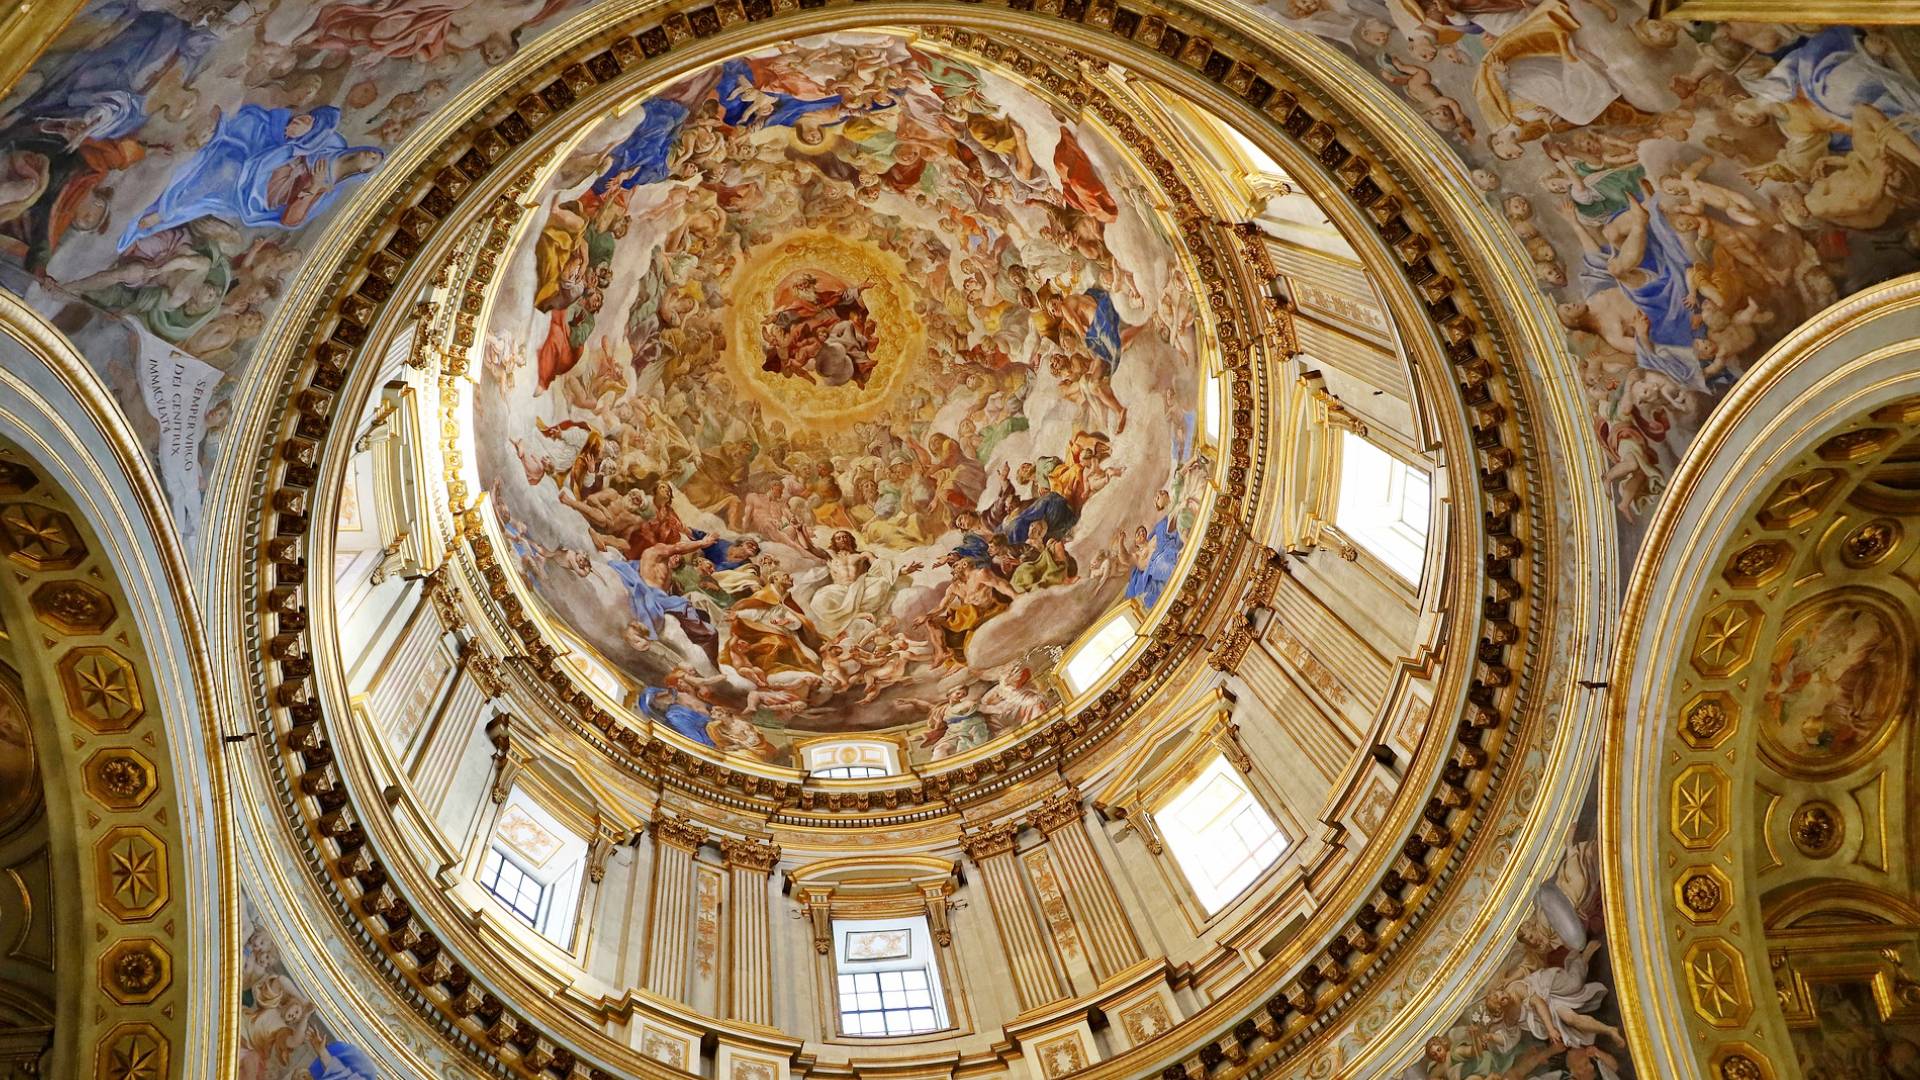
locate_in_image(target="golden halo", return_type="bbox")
[725,229,924,430]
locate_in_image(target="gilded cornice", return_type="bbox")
[212,1,1587,1077]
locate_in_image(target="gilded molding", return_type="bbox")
[652,816,712,853]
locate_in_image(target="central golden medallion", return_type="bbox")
[726,231,923,430]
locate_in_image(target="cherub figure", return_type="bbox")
[1383,56,1475,142]
[1658,155,1764,227]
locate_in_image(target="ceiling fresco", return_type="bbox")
[0,1,1914,561]
[472,32,1209,762]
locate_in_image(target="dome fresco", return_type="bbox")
[472,32,1211,764]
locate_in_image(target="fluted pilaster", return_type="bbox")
[720,837,781,1026]
[961,823,1066,1011]
[644,816,708,1001]
[1029,793,1142,981]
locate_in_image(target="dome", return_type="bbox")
[471,32,1212,761]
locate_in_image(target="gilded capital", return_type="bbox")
[720,836,782,873]
[650,816,710,852]
[1027,792,1084,835]
[960,821,1021,861]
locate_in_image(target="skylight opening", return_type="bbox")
[1334,431,1431,584]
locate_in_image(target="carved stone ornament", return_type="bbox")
[651,816,711,853]
[1027,792,1084,835]
[1789,800,1843,858]
[31,578,116,635]
[960,821,1021,861]
[0,501,84,569]
[720,836,782,873]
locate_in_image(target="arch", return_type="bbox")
[0,292,236,1080]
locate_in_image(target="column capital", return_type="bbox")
[650,815,710,852]
[960,821,1021,861]
[719,836,782,873]
[1027,791,1085,835]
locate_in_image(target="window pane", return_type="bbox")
[1159,757,1290,913]
[1335,431,1429,583]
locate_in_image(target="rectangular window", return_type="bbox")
[815,765,888,779]
[1062,608,1140,696]
[832,917,948,1038]
[1334,431,1431,583]
[1158,755,1289,914]
[481,846,550,931]
[480,788,588,948]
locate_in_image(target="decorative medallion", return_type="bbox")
[1756,469,1841,529]
[1721,540,1790,589]
[1756,593,1908,774]
[1839,518,1901,568]
[57,647,144,732]
[1675,864,1733,924]
[1679,690,1737,751]
[0,501,84,569]
[30,579,116,636]
[95,1022,168,1080]
[1034,1033,1089,1078]
[1711,1044,1774,1080]
[98,938,172,1005]
[82,748,159,811]
[1788,800,1844,859]
[1684,939,1752,1027]
[1670,764,1730,851]
[94,825,168,921]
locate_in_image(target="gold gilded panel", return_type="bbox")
[1708,1042,1775,1080]
[57,647,144,732]
[1685,939,1753,1028]
[1721,540,1792,589]
[1680,690,1738,751]
[95,1021,168,1080]
[1676,864,1734,924]
[1692,601,1763,678]
[98,937,171,1005]
[82,748,158,812]
[94,825,167,922]
[1756,470,1842,529]
[30,579,116,636]
[0,501,83,569]
[1672,764,1731,851]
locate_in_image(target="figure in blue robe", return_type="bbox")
[1084,286,1123,372]
[1577,192,1702,391]
[949,531,993,567]
[1125,515,1181,608]
[1752,27,1920,130]
[609,556,720,663]
[308,1041,377,1080]
[715,58,847,129]
[593,98,692,193]
[639,686,716,747]
[119,105,382,251]
[688,529,751,570]
[7,1,215,140]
